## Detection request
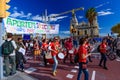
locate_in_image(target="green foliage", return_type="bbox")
[111,23,120,35]
[85,7,97,26]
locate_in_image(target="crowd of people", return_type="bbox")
[2,33,120,80]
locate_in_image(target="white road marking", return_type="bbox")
[25,67,37,73]
[71,69,77,73]
[91,70,96,80]
[66,74,74,79]
[74,66,79,69]
[116,59,120,61]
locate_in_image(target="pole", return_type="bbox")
[0,18,3,79]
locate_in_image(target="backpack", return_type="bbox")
[2,40,14,55]
[97,45,100,52]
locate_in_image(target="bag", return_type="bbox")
[74,53,79,63]
[97,45,100,52]
[2,40,14,55]
[82,63,87,69]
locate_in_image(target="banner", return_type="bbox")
[3,17,59,34]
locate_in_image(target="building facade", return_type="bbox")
[70,14,99,37]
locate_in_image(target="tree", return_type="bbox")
[111,23,120,36]
[85,7,97,26]
[85,7,97,37]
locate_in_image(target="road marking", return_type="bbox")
[91,70,96,80]
[74,66,79,69]
[71,69,77,73]
[66,74,74,79]
[25,67,37,73]
[116,58,120,61]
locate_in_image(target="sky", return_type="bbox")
[7,0,120,37]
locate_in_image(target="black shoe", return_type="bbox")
[21,69,24,72]
[70,62,74,64]
[63,61,66,63]
[104,67,108,70]
[89,60,93,62]
[99,64,102,67]
[10,72,16,76]
[5,74,10,77]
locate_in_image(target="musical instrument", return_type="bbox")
[45,51,54,64]
[57,52,65,60]
[69,50,74,54]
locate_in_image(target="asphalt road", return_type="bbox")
[23,54,120,80]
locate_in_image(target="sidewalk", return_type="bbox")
[2,71,38,80]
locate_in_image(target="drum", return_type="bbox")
[57,52,65,60]
[69,50,74,54]
[45,52,52,59]
[47,59,54,64]
[45,52,54,64]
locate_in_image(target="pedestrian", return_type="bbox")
[2,33,17,76]
[85,38,93,62]
[77,38,91,80]
[99,39,108,70]
[16,38,26,72]
[116,38,120,57]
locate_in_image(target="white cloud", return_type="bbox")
[10,11,22,18]
[95,2,109,8]
[50,16,67,22]
[13,7,17,10]
[100,33,108,36]
[10,7,32,19]
[10,8,67,22]
[48,14,67,22]
[79,16,83,19]
[60,31,70,34]
[98,10,114,16]
[32,15,43,21]
[99,27,102,29]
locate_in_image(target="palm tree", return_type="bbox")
[85,7,97,26]
[85,8,97,37]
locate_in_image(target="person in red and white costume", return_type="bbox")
[50,37,60,76]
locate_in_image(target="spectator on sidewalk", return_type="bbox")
[2,33,17,76]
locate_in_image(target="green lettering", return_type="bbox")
[6,18,12,26]
[13,20,18,26]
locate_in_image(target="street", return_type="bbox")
[23,53,120,80]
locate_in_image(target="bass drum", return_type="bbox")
[69,50,74,54]
[57,52,65,60]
